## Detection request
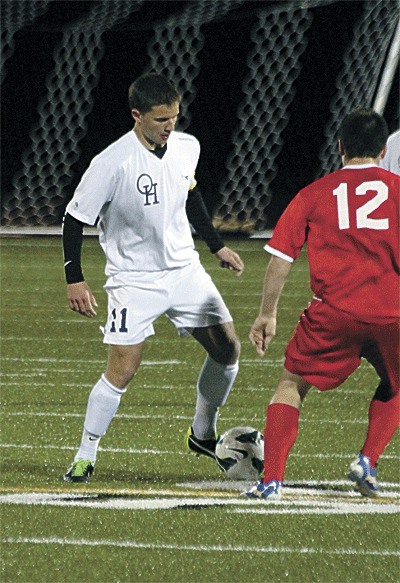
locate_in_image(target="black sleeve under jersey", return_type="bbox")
[62,212,85,284]
[185,186,225,254]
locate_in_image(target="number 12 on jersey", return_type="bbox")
[333,180,389,230]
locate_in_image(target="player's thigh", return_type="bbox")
[362,321,400,395]
[166,262,233,332]
[103,282,167,345]
[284,300,362,391]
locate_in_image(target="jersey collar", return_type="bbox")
[342,163,379,169]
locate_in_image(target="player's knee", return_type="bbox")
[216,335,240,365]
[227,334,241,361]
[193,323,240,364]
[106,344,144,388]
[105,360,139,389]
[271,369,310,407]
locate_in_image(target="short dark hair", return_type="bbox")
[338,107,388,159]
[128,73,181,113]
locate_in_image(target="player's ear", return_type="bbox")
[131,108,141,122]
[379,145,387,160]
[338,139,345,156]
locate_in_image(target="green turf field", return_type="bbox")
[1,236,399,583]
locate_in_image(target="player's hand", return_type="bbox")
[67,281,98,318]
[214,246,244,276]
[249,315,276,356]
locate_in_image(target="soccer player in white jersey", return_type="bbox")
[380,128,400,175]
[63,73,244,483]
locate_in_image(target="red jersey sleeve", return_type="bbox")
[264,189,310,262]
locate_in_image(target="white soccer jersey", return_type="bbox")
[380,129,400,175]
[66,130,201,276]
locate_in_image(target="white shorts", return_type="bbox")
[102,261,232,345]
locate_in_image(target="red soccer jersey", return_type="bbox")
[265,164,400,323]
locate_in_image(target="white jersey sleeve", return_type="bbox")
[380,129,400,175]
[66,147,120,225]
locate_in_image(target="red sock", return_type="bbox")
[361,394,400,467]
[263,403,300,483]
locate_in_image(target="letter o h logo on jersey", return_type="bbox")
[136,174,160,206]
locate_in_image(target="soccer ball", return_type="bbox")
[215,426,264,480]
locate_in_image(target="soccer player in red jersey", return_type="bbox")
[246,108,399,500]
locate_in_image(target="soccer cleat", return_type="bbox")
[348,453,379,498]
[64,459,94,483]
[244,479,282,501]
[186,426,218,460]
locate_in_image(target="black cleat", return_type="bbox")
[186,426,218,460]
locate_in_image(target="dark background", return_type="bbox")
[2,0,399,226]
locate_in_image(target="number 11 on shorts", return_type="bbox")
[109,307,128,333]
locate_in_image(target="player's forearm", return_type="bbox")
[259,255,292,317]
[62,212,85,284]
[185,187,224,253]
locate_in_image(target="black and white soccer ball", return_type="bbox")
[215,426,264,480]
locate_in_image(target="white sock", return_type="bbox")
[192,356,239,439]
[74,428,100,463]
[75,374,126,462]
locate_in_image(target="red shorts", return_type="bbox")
[284,299,399,392]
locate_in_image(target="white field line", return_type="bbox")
[0,240,260,252]
[0,357,284,366]
[3,411,193,420]
[1,241,274,257]
[1,536,399,556]
[0,357,185,365]
[0,378,378,396]
[1,381,95,387]
[2,535,397,556]
[2,482,399,496]
[230,506,400,515]
[0,492,399,517]
[0,442,398,462]
[180,480,400,494]
[0,379,374,395]
[0,411,375,425]
[0,443,179,455]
